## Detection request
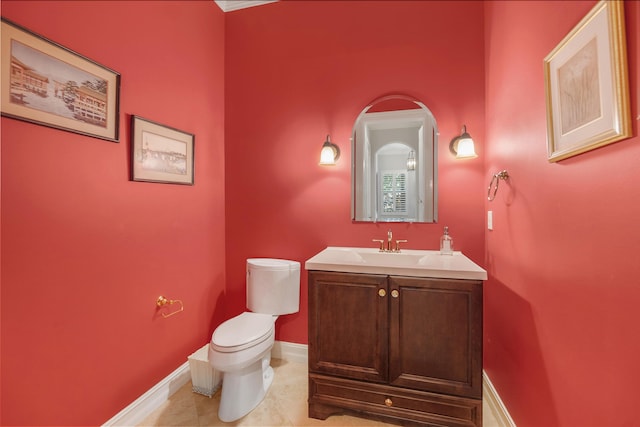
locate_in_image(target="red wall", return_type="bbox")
[484,1,640,426]
[0,1,226,425]
[7,1,634,426]
[224,0,487,345]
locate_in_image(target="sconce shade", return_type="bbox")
[449,125,478,159]
[407,150,416,171]
[456,137,477,158]
[319,135,340,165]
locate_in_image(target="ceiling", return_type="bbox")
[214,0,276,12]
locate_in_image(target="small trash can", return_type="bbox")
[187,344,220,397]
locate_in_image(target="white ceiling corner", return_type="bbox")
[214,0,277,13]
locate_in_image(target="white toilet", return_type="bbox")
[208,258,300,422]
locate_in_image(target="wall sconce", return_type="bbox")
[407,150,416,171]
[449,125,477,159]
[319,135,340,165]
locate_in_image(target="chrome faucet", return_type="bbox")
[372,229,407,252]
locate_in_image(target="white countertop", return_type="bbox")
[305,246,487,280]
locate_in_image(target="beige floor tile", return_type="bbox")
[138,383,199,426]
[138,359,501,427]
[482,398,501,427]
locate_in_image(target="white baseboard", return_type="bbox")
[102,361,191,426]
[483,370,517,427]
[102,341,306,426]
[104,343,515,427]
[272,340,308,364]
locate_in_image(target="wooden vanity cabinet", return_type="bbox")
[308,272,389,383]
[308,271,483,427]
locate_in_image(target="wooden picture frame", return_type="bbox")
[1,18,120,142]
[131,116,195,185]
[544,0,631,162]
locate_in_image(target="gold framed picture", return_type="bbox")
[544,0,631,162]
[1,18,120,142]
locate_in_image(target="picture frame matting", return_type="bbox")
[131,115,195,185]
[543,0,631,162]
[1,18,120,142]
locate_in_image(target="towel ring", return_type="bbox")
[488,170,509,201]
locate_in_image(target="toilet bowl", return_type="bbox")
[208,312,276,422]
[209,258,300,422]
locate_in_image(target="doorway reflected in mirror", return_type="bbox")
[351,95,437,223]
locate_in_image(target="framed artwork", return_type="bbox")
[131,116,195,185]
[1,18,120,142]
[544,0,631,162]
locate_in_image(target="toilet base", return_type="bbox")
[218,352,274,422]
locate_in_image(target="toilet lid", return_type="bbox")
[212,312,274,350]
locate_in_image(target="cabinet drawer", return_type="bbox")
[310,374,482,427]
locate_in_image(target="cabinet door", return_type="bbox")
[388,276,482,399]
[308,271,388,383]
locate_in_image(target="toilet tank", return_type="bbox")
[246,258,300,315]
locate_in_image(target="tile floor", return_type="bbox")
[139,358,501,426]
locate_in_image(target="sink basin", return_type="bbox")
[359,251,428,266]
[305,246,487,280]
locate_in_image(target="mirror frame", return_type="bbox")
[351,94,438,223]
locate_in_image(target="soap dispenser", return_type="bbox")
[440,226,453,255]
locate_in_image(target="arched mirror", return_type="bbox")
[351,94,437,223]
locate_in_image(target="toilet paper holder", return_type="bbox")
[156,295,184,318]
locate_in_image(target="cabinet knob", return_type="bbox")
[384,398,393,407]
[391,289,399,298]
[378,289,386,297]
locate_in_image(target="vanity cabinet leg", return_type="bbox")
[308,401,344,420]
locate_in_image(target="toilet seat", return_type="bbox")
[212,312,274,353]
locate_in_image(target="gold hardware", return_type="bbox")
[488,170,509,201]
[156,295,184,318]
[378,289,386,297]
[384,398,393,407]
[391,289,399,298]
[372,239,385,251]
[394,239,407,252]
[373,231,408,252]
